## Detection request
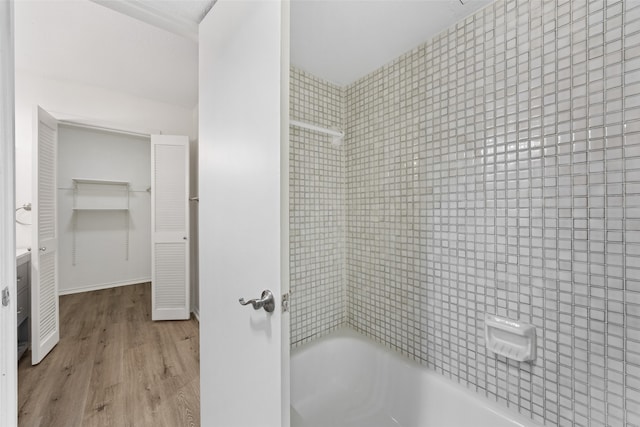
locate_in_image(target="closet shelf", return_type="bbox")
[72,178,130,185]
[72,179,130,210]
[71,178,131,265]
[72,208,129,211]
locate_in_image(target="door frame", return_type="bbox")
[0,0,17,424]
[279,0,291,422]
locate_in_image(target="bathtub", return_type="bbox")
[291,327,542,427]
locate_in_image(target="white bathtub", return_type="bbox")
[291,327,542,427]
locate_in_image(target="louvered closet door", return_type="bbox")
[151,135,190,320]
[32,107,59,364]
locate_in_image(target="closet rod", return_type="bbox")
[58,120,151,139]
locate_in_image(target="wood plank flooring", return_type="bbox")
[18,283,200,427]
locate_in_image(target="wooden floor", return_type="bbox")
[18,283,200,427]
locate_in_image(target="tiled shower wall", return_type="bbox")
[345,0,640,426]
[346,49,428,356]
[289,67,347,346]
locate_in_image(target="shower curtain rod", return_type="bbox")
[290,119,344,138]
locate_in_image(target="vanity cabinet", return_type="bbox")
[16,251,31,361]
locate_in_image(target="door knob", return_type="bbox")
[239,290,275,313]
[39,247,46,251]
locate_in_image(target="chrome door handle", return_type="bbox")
[239,290,275,313]
[39,247,46,251]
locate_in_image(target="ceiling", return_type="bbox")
[291,0,494,86]
[14,0,199,109]
[15,0,493,110]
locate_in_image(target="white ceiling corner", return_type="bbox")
[290,0,495,86]
[89,0,216,41]
[84,0,497,88]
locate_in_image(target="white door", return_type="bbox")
[199,0,290,426]
[151,135,190,321]
[0,0,17,422]
[31,106,59,365]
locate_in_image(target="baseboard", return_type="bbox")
[192,306,200,322]
[58,277,152,295]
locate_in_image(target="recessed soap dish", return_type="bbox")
[484,314,536,362]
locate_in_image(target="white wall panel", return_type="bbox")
[57,125,151,294]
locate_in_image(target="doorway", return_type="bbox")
[10,0,200,420]
[15,104,197,425]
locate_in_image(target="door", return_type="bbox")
[0,0,17,422]
[31,106,59,365]
[199,0,290,426]
[151,135,190,321]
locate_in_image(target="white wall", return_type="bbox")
[57,125,151,294]
[15,71,196,250]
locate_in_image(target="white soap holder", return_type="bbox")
[484,314,536,362]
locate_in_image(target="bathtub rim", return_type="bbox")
[291,326,545,427]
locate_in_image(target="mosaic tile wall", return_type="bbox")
[345,0,640,426]
[290,67,347,346]
[345,47,428,357]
